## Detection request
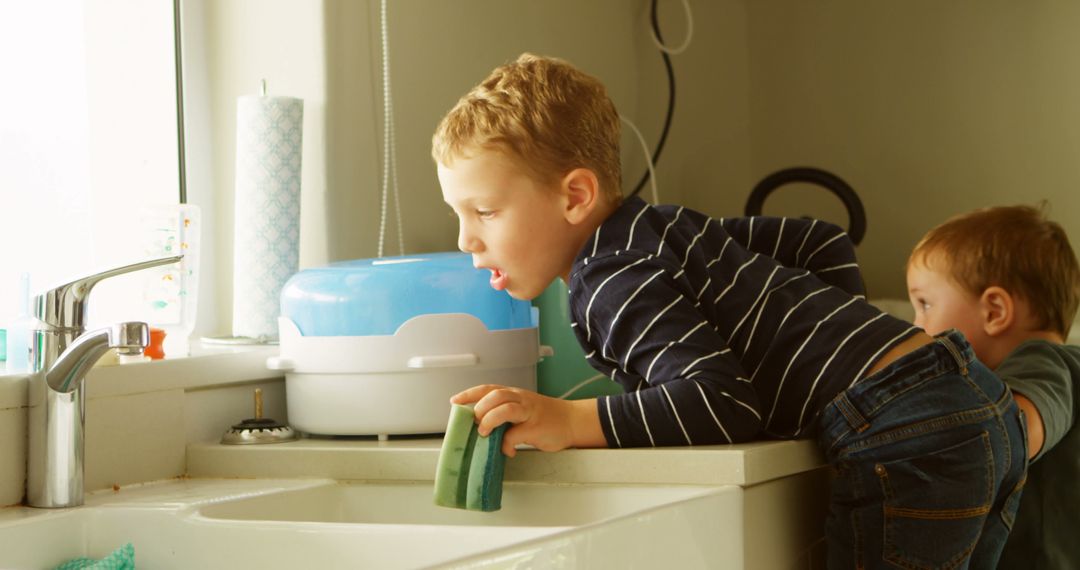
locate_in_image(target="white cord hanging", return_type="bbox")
[621,116,660,204]
[377,0,404,258]
[650,0,694,55]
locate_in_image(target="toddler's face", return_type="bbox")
[906,263,988,353]
[439,149,575,300]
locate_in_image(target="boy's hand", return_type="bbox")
[451,385,605,457]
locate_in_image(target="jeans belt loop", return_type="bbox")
[835,393,870,433]
[937,334,969,376]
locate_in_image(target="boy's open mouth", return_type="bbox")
[489,268,508,291]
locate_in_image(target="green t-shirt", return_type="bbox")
[996,339,1080,570]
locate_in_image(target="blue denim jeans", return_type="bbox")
[817,330,1028,569]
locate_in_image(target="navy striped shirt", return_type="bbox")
[568,196,918,447]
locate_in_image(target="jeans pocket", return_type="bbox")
[876,431,993,569]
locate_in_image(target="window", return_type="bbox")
[0,1,181,338]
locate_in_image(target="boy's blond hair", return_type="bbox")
[432,53,622,203]
[910,204,1080,336]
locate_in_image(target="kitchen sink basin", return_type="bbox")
[0,478,743,569]
[196,479,719,527]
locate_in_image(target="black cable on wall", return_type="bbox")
[629,0,677,199]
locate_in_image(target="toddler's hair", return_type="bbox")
[910,204,1080,336]
[432,53,622,202]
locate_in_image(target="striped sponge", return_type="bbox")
[433,403,509,512]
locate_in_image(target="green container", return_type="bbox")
[533,280,623,400]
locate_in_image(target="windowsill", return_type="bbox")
[0,341,281,410]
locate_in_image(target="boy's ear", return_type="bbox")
[561,168,601,225]
[979,286,1015,337]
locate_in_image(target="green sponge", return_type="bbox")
[433,403,508,512]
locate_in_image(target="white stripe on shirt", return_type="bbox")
[679,349,727,377]
[644,321,709,382]
[846,325,920,388]
[584,256,652,342]
[721,391,761,420]
[604,396,623,448]
[625,202,650,250]
[655,206,685,256]
[713,254,761,304]
[693,380,732,443]
[765,297,859,427]
[748,286,831,381]
[803,232,846,266]
[741,272,812,352]
[817,262,859,274]
[635,386,656,446]
[796,312,888,428]
[623,296,683,367]
[602,269,666,359]
[772,218,786,259]
[680,219,712,268]
[727,265,781,340]
[660,384,693,445]
[794,219,818,266]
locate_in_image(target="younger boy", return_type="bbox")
[907,205,1080,570]
[434,53,1026,568]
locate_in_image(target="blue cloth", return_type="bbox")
[817,330,1027,569]
[54,543,134,570]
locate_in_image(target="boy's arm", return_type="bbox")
[571,257,763,447]
[719,216,865,297]
[995,342,1074,461]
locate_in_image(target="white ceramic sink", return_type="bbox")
[0,478,743,570]
[196,480,717,527]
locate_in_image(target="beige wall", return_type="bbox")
[743,2,1080,298]
[185,1,1080,331]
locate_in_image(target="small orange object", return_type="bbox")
[146,327,167,360]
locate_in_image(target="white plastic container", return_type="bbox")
[267,314,548,437]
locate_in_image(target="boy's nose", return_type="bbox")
[458,227,483,254]
[913,314,926,330]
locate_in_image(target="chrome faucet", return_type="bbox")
[26,255,183,508]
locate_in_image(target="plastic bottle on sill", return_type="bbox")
[5,273,33,373]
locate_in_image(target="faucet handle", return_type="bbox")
[34,255,184,331]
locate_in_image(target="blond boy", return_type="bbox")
[435,53,1026,568]
[908,205,1080,569]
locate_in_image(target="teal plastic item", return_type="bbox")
[53,542,134,570]
[533,279,623,399]
[280,252,533,336]
[0,329,6,361]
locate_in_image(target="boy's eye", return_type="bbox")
[476,209,495,219]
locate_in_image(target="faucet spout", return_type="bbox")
[45,323,149,393]
[26,255,179,508]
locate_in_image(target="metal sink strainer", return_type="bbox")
[221,387,298,445]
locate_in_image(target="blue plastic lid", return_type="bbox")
[280,252,534,336]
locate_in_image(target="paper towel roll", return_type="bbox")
[232,92,303,340]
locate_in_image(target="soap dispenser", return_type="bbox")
[5,273,33,373]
